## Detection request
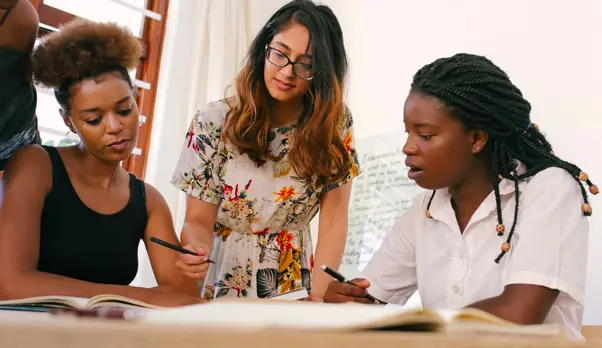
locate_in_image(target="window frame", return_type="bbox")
[29,0,169,179]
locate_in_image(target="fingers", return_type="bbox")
[349,278,371,289]
[194,244,211,255]
[175,259,210,273]
[325,293,374,304]
[179,243,210,266]
[323,279,374,304]
[181,270,208,281]
[180,253,208,265]
[176,258,210,280]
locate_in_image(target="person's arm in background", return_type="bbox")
[0,0,39,180]
[0,0,39,53]
[170,104,226,281]
[311,109,361,300]
[0,146,202,307]
[176,196,217,280]
[310,182,352,300]
[142,183,200,296]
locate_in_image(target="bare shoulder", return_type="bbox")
[2,144,51,190]
[0,0,39,52]
[143,182,170,214]
[10,0,38,28]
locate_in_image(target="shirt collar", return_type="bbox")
[428,162,528,223]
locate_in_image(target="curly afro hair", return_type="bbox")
[32,19,141,89]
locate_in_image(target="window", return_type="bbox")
[43,0,147,35]
[29,0,169,179]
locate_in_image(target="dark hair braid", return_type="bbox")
[415,53,598,263]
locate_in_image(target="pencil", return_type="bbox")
[150,237,215,264]
[321,265,387,304]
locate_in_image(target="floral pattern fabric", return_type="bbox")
[171,100,360,300]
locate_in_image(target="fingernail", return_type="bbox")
[202,256,208,262]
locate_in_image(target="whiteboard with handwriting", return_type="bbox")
[340,130,425,278]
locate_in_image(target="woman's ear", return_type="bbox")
[59,109,74,132]
[471,129,488,154]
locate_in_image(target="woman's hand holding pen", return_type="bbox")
[323,278,376,304]
[175,243,212,281]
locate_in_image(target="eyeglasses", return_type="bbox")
[265,45,314,81]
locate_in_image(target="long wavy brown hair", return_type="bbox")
[222,0,350,190]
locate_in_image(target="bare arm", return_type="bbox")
[181,195,217,250]
[143,183,199,297]
[174,195,218,281]
[311,182,353,300]
[0,0,38,52]
[468,284,559,325]
[0,146,199,306]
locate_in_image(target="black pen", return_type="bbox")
[150,237,215,263]
[321,265,387,304]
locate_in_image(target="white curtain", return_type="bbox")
[131,0,251,287]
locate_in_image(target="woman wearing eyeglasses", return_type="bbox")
[171,0,359,302]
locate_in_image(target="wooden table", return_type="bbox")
[0,311,599,348]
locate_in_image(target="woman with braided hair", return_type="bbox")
[0,19,200,307]
[323,53,597,338]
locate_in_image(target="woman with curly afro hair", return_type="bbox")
[0,19,201,307]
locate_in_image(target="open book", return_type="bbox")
[138,300,566,338]
[267,288,309,301]
[0,288,308,313]
[0,294,161,311]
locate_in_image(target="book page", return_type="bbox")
[443,308,565,338]
[0,296,89,309]
[87,294,162,309]
[139,300,439,330]
[268,288,308,301]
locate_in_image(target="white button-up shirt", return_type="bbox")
[362,167,589,339]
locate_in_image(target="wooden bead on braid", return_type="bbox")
[582,203,592,216]
[495,241,512,264]
[496,224,505,236]
[578,172,588,181]
[589,185,599,195]
[425,190,436,219]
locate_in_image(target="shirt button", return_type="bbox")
[453,285,460,294]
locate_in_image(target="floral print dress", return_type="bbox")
[171,100,360,300]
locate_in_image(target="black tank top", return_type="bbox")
[37,146,147,285]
